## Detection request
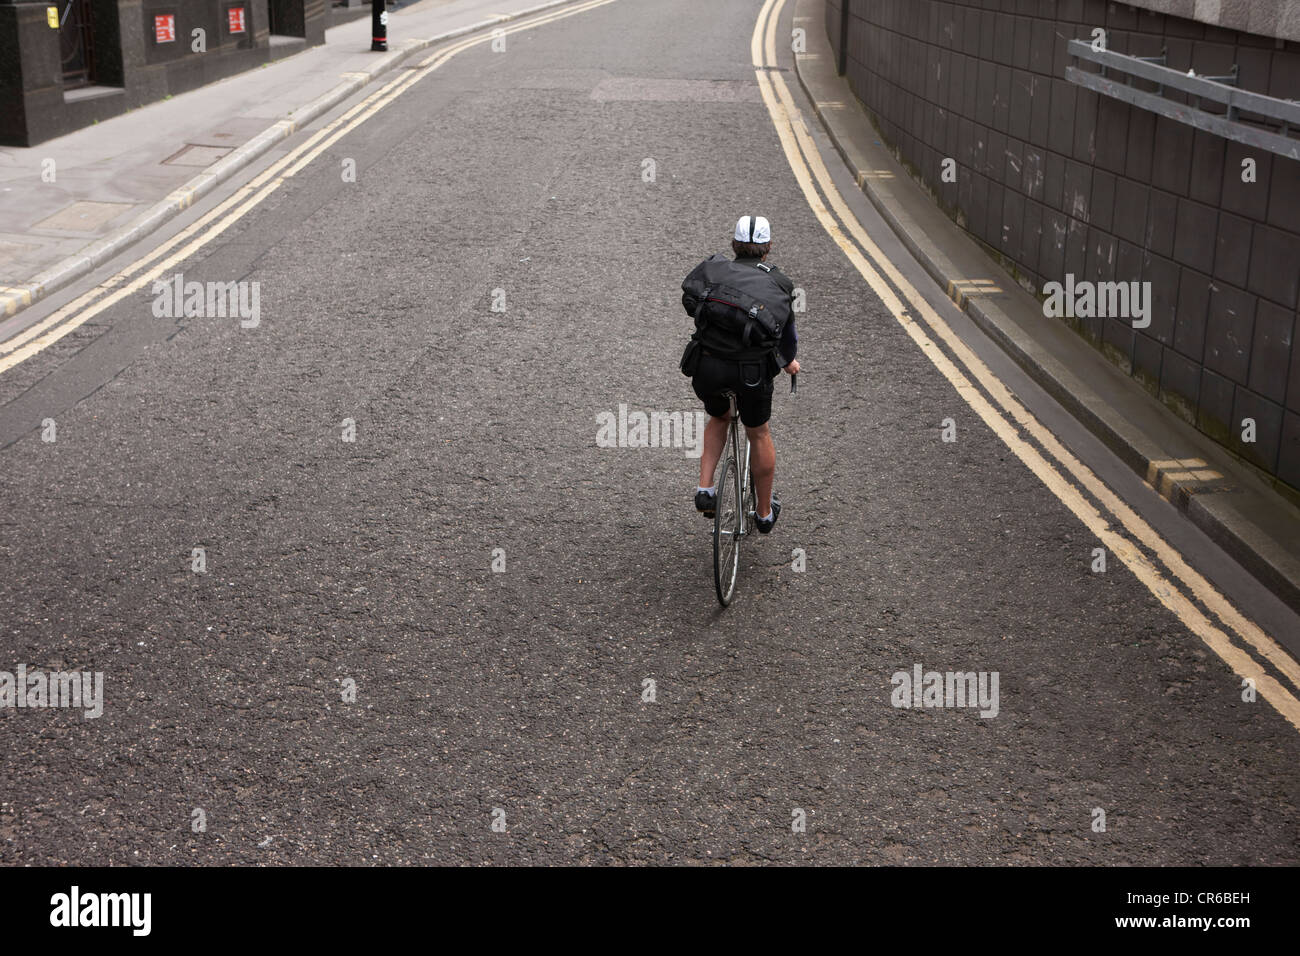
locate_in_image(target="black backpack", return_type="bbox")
[680,255,793,370]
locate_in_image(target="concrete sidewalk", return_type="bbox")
[793,0,1300,614]
[0,0,578,323]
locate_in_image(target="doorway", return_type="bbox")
[59,0,96,88]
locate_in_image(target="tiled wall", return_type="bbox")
[826,0,1300,492]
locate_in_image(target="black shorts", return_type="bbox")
[692,352,774,428]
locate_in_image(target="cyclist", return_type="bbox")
[679,214,800,534]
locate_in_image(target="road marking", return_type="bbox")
[0,0,618,374]
[766,63,1300,695]
[0,288,33,309]
[854,169,895,186]
[946,278,1002,308]
[753,0,1300,729]
[1147,458,1222,485]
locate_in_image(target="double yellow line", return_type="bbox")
[752,0,1300,730]
[0,0,617,375]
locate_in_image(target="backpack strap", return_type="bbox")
[740,303,763,348]
[694,284,713,320]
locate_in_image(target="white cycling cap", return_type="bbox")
[734,214,771,244]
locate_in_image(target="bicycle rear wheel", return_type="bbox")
[713,452,742,606]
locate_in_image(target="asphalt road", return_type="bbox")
[1,0,1297,865]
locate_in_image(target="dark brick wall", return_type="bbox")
[826,0,1300,494]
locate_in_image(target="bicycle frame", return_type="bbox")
[711,376,794,605]
[713,393,755,606]
[734,414,756,535]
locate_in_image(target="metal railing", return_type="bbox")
[1065,38,1300,161]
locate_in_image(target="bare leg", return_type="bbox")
[697,414,731,487]
[746,423,775,515]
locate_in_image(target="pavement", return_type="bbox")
[0,0,1297,865]
[792,0,1300,616]
[0,0,587,325]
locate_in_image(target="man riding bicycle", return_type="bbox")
[679,215,800,534]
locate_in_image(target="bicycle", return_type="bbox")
[712,391,755,607]
[712,374,794,607]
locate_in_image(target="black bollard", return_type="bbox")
[371,0,387,51]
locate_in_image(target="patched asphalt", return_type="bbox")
[0,0,1297,865]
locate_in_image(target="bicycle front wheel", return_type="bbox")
[713,454,742,606]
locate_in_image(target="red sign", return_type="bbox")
[154,14,176,43]
[228,7,246,34]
